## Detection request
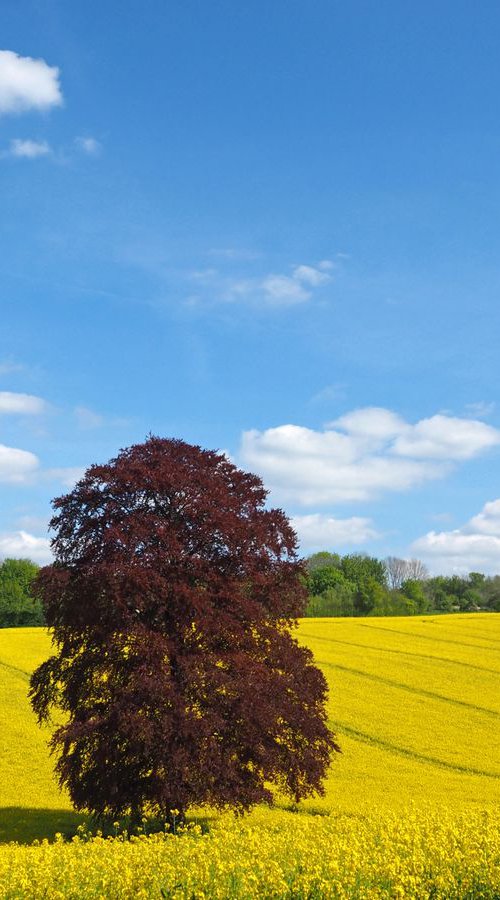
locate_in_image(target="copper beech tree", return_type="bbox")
[30,437,338,822]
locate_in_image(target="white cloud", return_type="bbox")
[0,530,52,564]
[467,499,500,536]
[292,264,331,287]
[292,513,379,552]
[240,407,500,506]
[332,408,406,442]
[0,391,46,414]
[189,260,334,308]
[412,499,500,575]
[392,414,500,460]
[9,138,51,158]
[75,136,101,156]
[260,262,333,306]
[0,50,62,115]
[330,408,500,459]
[0,444,39,483]
[261,273,311,304]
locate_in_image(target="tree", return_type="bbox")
[30,437,338,823]
[306,577,355,617]
[384,557,428,590]
[308,564,347,597]
[353,576,391,616]
[405,558,428,582]
[384,557,409,590]
[340,554,388,589]
[468,572,485,590]
[0,558,42,627]
[400,579,429,614]
[306,551,342,572]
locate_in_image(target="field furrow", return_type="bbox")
[316,658,500,716]
[1,613,499,840]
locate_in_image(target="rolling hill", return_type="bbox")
[1,613,499,843]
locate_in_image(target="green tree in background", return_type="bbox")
[340,554,388,588]
[308,565,346,597]
[353,576,391,616]
[0,558,42,626]
[306,552,342,572]
[400,579,429,614]
[304,550,500,617]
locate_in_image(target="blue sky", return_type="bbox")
[2,0,500,574]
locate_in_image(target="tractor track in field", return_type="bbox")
[355,622,500,653]
[300,631,500,676]
[317,659,500,717]
[0,658,30,682]
[422,625,500,645]
[335,723,500,779]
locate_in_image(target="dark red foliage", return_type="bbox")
[30,437,339,820]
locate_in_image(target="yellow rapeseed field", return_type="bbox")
[1,810,499,899]
[1,614,499,897]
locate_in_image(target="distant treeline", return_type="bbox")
[1,553,500,627]
[0,559,44,627]
[305,552,500,617]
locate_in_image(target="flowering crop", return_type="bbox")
[297,613,500,817]
[1,614,499,895]
[0,808,499,898]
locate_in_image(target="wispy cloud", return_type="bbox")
[0,391,47,414]
[240,407,500,506]
[245,261,333,306]
[464,401,495,419]
[207,247,261,261]
[412,498,500,575]
[73,405,131,431]
[0,50,62,116]
[0,359,23,376]
[75,135,102,156]
[188,260,334,309]
[8,138,51,158]
[44,466,86,488]
[74,405,104,430]
[309,383,347,406]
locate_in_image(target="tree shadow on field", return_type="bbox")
[0,807,85,844]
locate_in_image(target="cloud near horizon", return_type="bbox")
[0,530,52,564]
[291,513,379,552]
[240,407,500,505]
[412,499,500,575]
[0,50,62,115]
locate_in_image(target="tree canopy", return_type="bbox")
[304,552,500,617]
[30,437,338,822]
[0,558,42,627]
